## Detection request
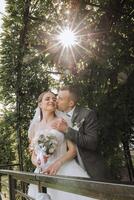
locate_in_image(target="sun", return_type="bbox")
[40,20,95,69]
[58,27,77,47]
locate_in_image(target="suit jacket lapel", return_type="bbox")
[71,106,80,124]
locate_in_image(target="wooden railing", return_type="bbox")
[0,164,20,199]
[0,169,134,200]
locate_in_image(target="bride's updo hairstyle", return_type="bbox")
[38,91,56,121]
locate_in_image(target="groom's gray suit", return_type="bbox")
[65,106,110,180]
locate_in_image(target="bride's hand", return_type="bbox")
[43,160,62,175]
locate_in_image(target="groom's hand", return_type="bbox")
[52,118,68,134]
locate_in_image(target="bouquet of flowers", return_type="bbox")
[30,133,58,172]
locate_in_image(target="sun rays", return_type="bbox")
[23,11,101,72]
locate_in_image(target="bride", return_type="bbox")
[28,91,97,200]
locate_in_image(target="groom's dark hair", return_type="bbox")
[60,85,79,103]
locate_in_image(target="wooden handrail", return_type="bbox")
[0,169,134,200]
[0,164,20,168]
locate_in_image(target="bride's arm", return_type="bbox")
[31,150,38,166]
[43,140,77,175]
[28,123,39,166]
[59,140,77,164]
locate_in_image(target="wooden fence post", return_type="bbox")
[0,175,1,192]
[8,175,16,200]
[38,182,47,193]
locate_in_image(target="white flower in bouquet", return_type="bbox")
[37,134,58,155]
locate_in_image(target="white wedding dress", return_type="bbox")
[28,123,97,200]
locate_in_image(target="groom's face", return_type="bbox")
[57,90,74,112]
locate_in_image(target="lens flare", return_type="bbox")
[58,27,76,47]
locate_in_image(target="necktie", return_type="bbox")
[66,113,71,117]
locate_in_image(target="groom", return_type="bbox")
[53,85,110,180]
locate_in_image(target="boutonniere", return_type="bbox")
[72,118,85,131]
